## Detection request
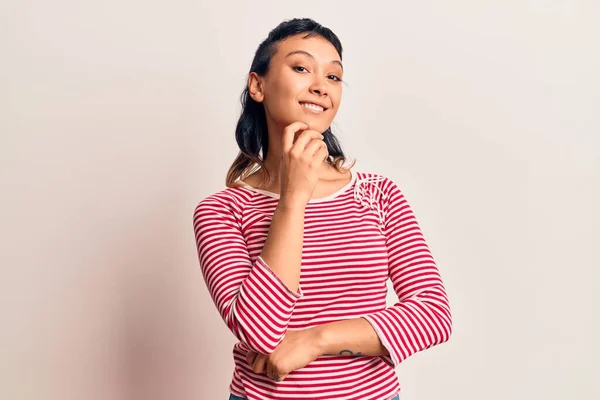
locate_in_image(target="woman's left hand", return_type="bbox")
[246,327,323,382]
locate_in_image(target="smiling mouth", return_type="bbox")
[300,102,327,113]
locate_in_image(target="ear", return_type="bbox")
[248,72,265,103]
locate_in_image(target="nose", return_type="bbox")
[309,75,328,97]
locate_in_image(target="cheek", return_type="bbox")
[276,80,307,107]
[264,86,307,121]
[331,87,343,108]
[265,78,300,108]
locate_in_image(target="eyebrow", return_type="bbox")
[284,50,344,71]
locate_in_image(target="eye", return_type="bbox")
[293,66,308,73]
[328,75,343,82]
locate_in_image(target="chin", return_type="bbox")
[301,118,331,133]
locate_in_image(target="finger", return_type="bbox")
[271,371,287,382]
[266,363,284,382]
[311,144,330,166]
[291,130,324,153]
[251,354,267,375]
[266,361,273,380]
[305,137,327,158]
[282,122,309,154]
[246,350,257,366]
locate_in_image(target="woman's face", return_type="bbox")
[249,34,344,134]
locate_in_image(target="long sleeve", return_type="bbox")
[192,194,303,354]
[361,179,453,367]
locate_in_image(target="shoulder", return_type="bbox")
[193,185,254,220]
[354,170,403,196]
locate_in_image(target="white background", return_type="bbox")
[1,1,599,399]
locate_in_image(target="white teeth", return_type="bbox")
[301,102,324,112]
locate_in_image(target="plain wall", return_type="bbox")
[1,1,599,399]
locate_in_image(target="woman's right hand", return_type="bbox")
[279,122,330,206]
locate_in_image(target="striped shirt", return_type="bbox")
[192,170,452,400]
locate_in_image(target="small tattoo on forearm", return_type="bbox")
[339,349,363,356]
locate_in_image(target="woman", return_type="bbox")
[193,18,452,400]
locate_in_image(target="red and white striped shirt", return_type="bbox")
[193,171,452,400]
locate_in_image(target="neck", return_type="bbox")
[256,121,331,188]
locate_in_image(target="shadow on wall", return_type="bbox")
[112,201,235,399]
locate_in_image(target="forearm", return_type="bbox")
[314,317,389,357]
[260,199,306,293]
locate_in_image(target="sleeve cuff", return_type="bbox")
[232,255,303,353]
[255,255,303,299]
[361,314,401,367]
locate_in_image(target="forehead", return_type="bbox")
[273,34,341,63]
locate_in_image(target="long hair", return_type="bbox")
[225,18,356,188]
